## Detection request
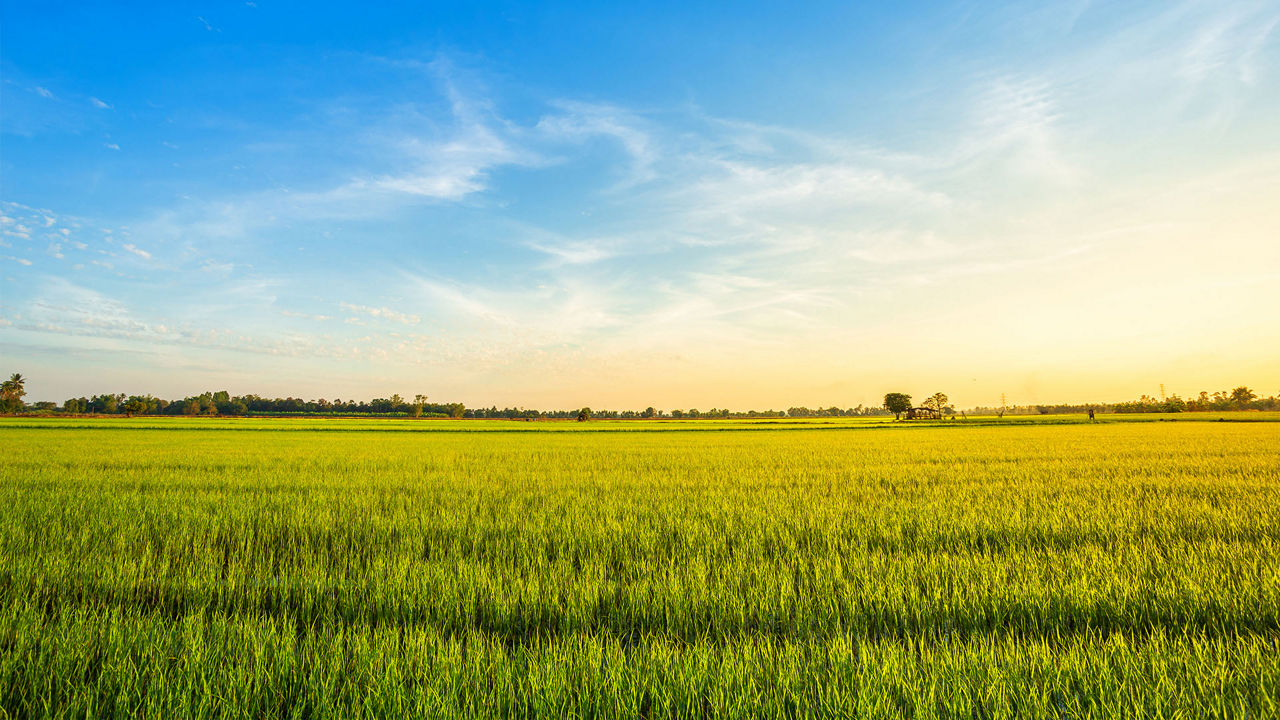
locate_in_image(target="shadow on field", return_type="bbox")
[22,580,1278,650]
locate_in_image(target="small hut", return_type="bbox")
[904,406,942,420]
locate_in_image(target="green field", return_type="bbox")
[1,416,1277,718]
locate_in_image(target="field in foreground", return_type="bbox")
[0,418,1277,718]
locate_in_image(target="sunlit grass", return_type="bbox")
[1,419,1277,718]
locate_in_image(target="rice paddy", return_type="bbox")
[1,416,1277,718]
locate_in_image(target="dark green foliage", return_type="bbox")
[882,393,912,419]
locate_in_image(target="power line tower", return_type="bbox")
[1000,392,1007,418]
[1159,384,1166,402]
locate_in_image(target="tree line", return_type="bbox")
[42,393,893,420]
[55,391,468,418]
[2,373,1277,418]
[967,387,1277,415]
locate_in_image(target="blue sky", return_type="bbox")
[3,1,1279,408]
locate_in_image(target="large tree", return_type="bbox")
[923,392,949,414]
[883,392,912,420]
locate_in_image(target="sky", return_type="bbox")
[2,1,1279,410]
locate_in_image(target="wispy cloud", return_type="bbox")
[408,277,517,328]
[962,75,1079,184]
[340,303,421,326]
[280,310,331,321]
[333,57,541,202]
[120,243,151,259]
[527,238,620,266]
[89,97,111,109]
[537,101,658,187]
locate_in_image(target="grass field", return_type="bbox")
[1,416,1277,718]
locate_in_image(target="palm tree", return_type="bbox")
[1,373,26,413]
[1,373,23,396]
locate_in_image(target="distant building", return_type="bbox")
[904,407,942,420]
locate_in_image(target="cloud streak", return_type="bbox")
[340,303,421,326]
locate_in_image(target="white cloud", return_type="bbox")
[537,101,657,186]
[120,243,151,259]
[362,115,529,201]
[339,303,421,326]
[963,75,1080,184]
[699,161,952,214]
[6,279,316,358]
[280,310,331,321]
[90,97,112,109]
[35,86,54,99]
[527,238,619,266]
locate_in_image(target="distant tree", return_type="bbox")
[577,407,592,422]
[641,407,657,418]
[411,394,428,418]
[883,392,912,420]
[122,397,148,416]
[0,373,27,413]
[670,409,684,418]
[90,393,121,414]
[216,397,248,416]
[923,392,949,414]
[1230,386,1257,407]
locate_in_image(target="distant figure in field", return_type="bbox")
[1088,408,1096,422]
